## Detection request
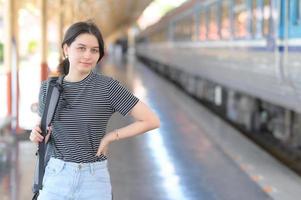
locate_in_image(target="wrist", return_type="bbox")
[109,129,119,142]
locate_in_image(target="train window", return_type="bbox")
[199,11,207,40]
[291,0,301,25]
[208,4,219,40]
[298,0,301,24]
[221,1,231,39]
[234,0,248,38]
[174,15,195,41]
[287,0,301,37]
[263,0,271,36]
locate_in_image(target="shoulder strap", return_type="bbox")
[37,75,64,189]
[41,76,64,134]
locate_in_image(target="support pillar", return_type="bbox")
[4,0,20,133]
[41,0,48,81]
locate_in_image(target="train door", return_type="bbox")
[278,0,301,124]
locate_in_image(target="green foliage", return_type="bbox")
[0,43,3,63]
[28,40,38,54]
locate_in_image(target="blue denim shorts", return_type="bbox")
[38,157,112,200]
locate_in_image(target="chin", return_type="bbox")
[79,67,92,73]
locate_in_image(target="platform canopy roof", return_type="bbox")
[19,0,153,39]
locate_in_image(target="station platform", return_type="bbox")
[1,53,301,200]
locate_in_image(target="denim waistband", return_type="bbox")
[48,157,108,171]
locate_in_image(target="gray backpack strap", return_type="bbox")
[45,76,64,127]
[32,75,64,198]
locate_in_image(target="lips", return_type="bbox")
[80,62,92,66]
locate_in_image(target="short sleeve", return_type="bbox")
[108,79,139,116]
[38,81,48,117]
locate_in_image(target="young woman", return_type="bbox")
[29,21,160,200]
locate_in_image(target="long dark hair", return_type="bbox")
[58,21,105,75]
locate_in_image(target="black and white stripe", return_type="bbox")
[38,71,139,163]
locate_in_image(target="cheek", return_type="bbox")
[94,55,100,63]
[69,54,80,62]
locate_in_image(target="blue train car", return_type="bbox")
[136,0,301,149]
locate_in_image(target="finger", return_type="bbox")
[47,127,52,134]
[33,135,43,143]
[29,130,43,143]
[29,132,36,141]
[97,145,109,156]
[102,146,108,156]
[96,143,105,156]
[35,126,42,134]
[33,131,44,141]
[96,147,103,156]
[44,133,50,143]
[29,135,42,143]
[32,127,42,134]
[35,132,44,140]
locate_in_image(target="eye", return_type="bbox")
[91,48,99,53]
[77,46,86,51]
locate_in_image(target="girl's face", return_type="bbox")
[63,33,100,75]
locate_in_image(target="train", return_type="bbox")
[135,0,301,156]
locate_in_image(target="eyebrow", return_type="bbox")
[77,43,99,48]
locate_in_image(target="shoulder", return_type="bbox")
[41,76,59,86]
[41,77,57,87]
[40,76,58,93]
[39,79,50,100]
[40,79,49,91]
[91,71,117,86]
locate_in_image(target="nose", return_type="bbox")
[83,50,92,59]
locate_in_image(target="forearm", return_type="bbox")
[106,119,159,142]
[96,101,160,156]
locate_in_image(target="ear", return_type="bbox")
[62,44,69,57]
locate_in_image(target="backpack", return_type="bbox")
[32,76,64,200]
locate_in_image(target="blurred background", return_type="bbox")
[1,0,301,199]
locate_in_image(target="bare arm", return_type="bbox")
[96,100,160,156]
[109,100,160,140]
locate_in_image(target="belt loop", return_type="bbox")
[90,163,94,175]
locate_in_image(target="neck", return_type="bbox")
[65,71,91,82]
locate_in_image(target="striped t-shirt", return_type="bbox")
[38,71,139,163]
